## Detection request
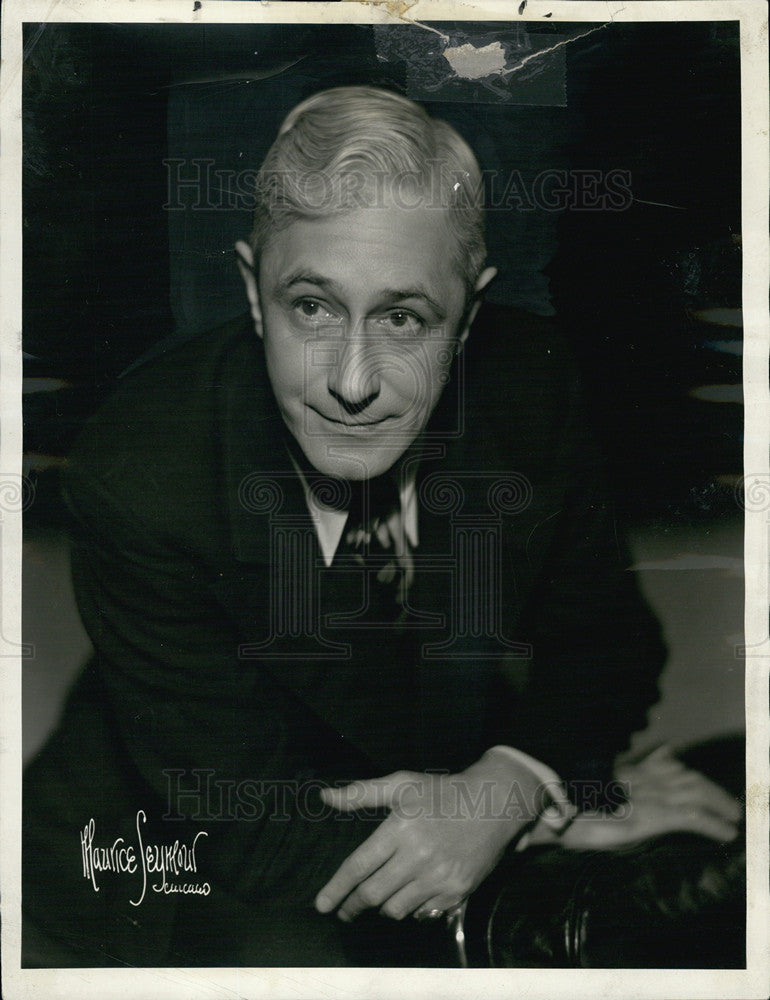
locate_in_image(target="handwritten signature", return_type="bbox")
[79,810,210,906]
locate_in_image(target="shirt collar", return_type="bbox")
[288,452,419,567]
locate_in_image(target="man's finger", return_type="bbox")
[320,772,414,812]
[315,830,396,913]
[378,880,434,922]
[335,860,413,922]
[676,776,743,824]
[667,808,740,843]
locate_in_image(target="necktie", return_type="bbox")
[341,474,414,615]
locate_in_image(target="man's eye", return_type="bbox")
[379,310,425,336]
[293,299,337,324]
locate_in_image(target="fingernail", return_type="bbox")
[315,893,332,913]
[338,911,352,922]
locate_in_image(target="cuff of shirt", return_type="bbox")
[486,744,579,844]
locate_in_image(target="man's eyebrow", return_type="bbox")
[379,288,447,320]
[273,271,447,320]
[272,270,338,298]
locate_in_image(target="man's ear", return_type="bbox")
[457,266,497,352]
[235,239,264,338]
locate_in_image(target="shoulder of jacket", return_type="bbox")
[64,313,263,518]
[118,312,256,382]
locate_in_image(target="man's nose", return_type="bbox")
[327,334,382,416]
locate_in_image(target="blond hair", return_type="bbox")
[249,86,487,296]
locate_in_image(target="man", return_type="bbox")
[23,86,740,968]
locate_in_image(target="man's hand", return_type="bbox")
[315,750,541,922]
[529,745,742,851]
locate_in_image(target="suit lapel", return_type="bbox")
[211,342,404,768]
[219,337,312,564]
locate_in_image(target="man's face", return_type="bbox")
[237,199,493,481]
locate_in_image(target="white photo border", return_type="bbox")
[2,2,768,997]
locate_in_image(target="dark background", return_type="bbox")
[22,19,742,522]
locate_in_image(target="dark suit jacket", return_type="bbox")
[23,305,665,967]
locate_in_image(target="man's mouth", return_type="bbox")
[310,407,391,429]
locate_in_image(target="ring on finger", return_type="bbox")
[414,907,445,922]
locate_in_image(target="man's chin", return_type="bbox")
[296,434,412,481]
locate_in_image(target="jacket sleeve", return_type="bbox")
[60,453,374,909]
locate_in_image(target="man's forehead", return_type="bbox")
[259,204,466,302]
